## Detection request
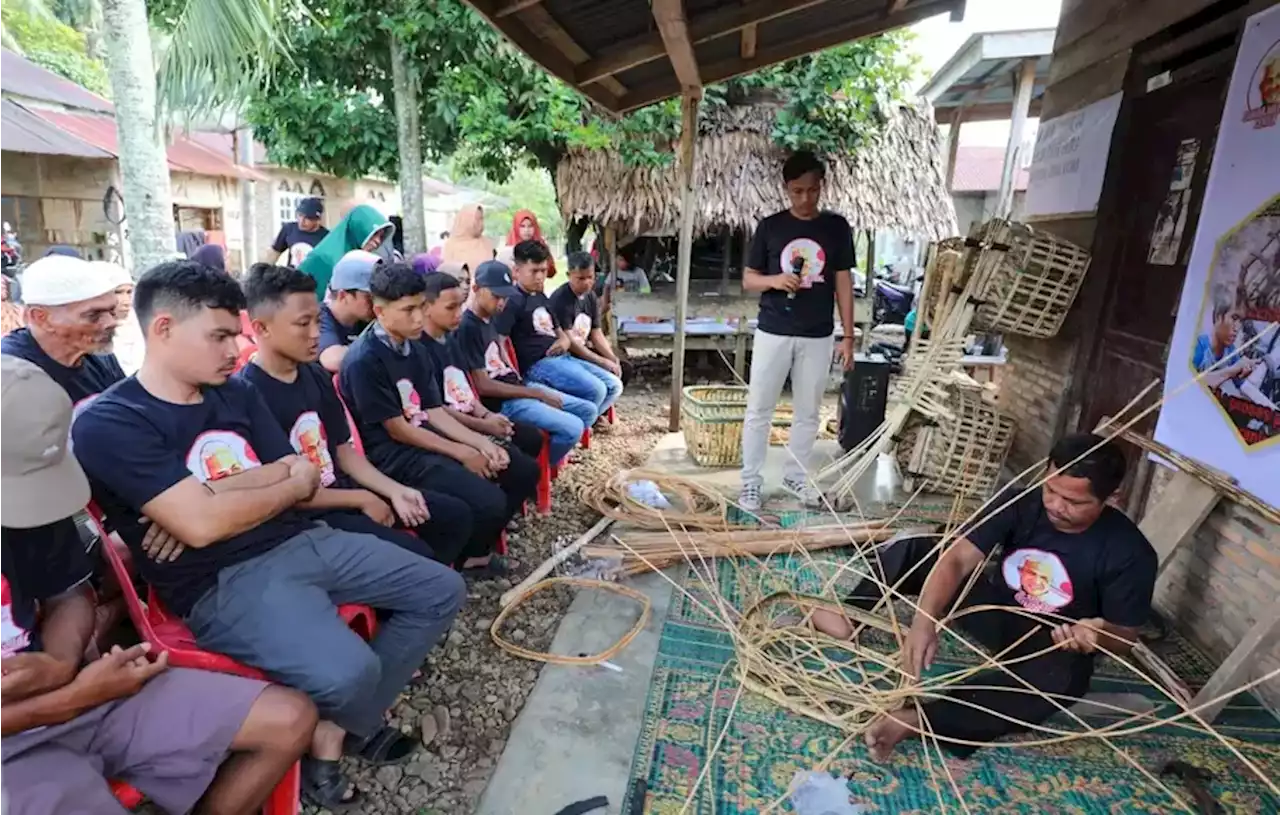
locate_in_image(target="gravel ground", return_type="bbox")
[314,382,673,815]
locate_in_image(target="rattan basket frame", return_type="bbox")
[970,219,1091,339]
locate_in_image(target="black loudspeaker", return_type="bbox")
[839,354,890,453]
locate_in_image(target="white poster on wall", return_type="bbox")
[1023,92,1123,218]
[1154,4,1280,506]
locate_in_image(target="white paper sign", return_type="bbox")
[1023,92,1123,218]
[1154,4,1280,506]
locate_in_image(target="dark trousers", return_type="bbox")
[320,493,473,569]
[508,420,545,460]
[376,447,539,565]
[852,535,1093,756]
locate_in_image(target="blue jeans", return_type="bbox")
[527,355,623,414]
[499,383,597,461]
[186,523,466,738]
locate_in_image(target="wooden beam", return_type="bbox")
[668,91,701,432]
[494,0,541,17]
[620,0,956,113]
[933,99,1042,123]
[1190,606,1280,722]
[887,0,909,13]
[995,57,1036,218]
[576,0,832,86]
[520,3,628,96]
[465,0,620,110]
[652,0,703,91]
[944,106,965,192]
[740,25,757,59]
[1139,470,1222,569]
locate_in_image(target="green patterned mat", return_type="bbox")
[623,510,1280,814]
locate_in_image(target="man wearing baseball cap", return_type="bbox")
[268,197,329,266]
[318,249,380,373]
[0,254,125,406]
[1,355,318,815]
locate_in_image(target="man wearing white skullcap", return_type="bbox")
[0,255,125,406]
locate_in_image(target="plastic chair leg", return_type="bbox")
[581,427,592,449]
[263,761,302,815]
[606,405,617,425]
[536,433,553,515]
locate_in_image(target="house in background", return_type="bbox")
[0,48,259,268]
[949,145,1030,235]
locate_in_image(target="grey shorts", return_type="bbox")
[1,667,267,815]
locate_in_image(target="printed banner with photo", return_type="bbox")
[1155,4,1280,506]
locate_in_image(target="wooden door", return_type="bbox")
[1079,67,1230,434]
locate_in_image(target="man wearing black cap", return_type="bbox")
[268,197,329,265]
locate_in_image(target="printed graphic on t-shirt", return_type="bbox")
[484,341,513,377]
[396,378,426,426]
[289,410,335,486]
[186,431,263,482]
[532,306,556,337]
[571,313,592,343]
[1,576,31,658]
[287,242,314,267]
[781,237,827,289]
[1002,548,1074,613]
[443,365,476,413]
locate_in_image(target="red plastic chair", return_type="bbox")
[87,505,376,815]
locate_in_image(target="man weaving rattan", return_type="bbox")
[812,433,1158,759]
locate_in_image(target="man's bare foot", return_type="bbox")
[864,709,918,762]
[810,608,854,640]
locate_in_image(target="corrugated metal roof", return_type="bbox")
[951,146,1029,193]
[0,48,113,113]
[0,100,113,158]
[31,110,266,180]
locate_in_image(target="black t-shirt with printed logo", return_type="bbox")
[419,332,482,416]
[338,327,443,471]
[963,489,1157,630]
[549,285,599,345]
[318,303,364,354]
[234,361,354,489]
[1,519,95,658]
[1,328,125,408]
[271,222,329,254]
[71,377,314,617]
[747,210,855,339]
[456,310,520,387]
[492,287,558,374]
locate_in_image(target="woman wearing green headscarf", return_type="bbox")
[299,204,396,294]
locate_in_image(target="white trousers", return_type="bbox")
[740,329,834,488]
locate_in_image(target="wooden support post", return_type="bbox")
[669,90,701,432]
[1141,471,1222,571]
[734,313,748,379]
[996,58,1037,218]
[944,106,965,192]
[719,227,732,295]
[1191,606,1280,722]
[861,229,875,350]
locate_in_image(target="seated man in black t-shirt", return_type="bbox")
[812,434,1157,760]
[318,250,379,373]
[236,263,472,567]
[419,271,545,461]
[339,263,538,577]
[2,356,317,815]
[72,261,465,809]
[549,252,625,401]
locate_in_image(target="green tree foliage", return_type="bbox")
[1,4,109,95]
[247,0,916,184]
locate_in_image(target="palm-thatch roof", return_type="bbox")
[556,100,957,239]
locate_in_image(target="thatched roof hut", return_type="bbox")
[556,100,957,240]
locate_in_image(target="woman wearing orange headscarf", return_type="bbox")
[505,209,557,278]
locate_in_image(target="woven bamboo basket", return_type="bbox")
[969,219,1091,339]
[896,383,1016,498]
[681,386,793,467]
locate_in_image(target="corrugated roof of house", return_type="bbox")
[950,145,1029,193]
[0,100,113,158]
[0,48,113,113]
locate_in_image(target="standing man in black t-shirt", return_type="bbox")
[267,196,329,267]
[739,151,855,512]
[72,260,465,808]
[0,254,125,410]
[318,250,380,373]
[812,434,1158,759]
[236,263,474,567]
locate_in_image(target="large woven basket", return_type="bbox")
[680,386,793,467]
[895,383,1015,498]
[969,219,1091,339]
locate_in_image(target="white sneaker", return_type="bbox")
[781,476,824,509]
[738,484,763,512]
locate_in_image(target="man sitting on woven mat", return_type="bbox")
[812,433,1158,760]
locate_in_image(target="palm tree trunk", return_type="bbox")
[101,0,173,277]
[390,33,425,256]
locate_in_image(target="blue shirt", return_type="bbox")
[72,376,313,616]
[1192,334,1240,373]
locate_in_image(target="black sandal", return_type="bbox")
[343,726,418,766]
[301,757,362,812]
[462,555,510,580]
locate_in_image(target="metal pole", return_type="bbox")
[669,90,701,432]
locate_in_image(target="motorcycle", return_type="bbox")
[872,277,915,325]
